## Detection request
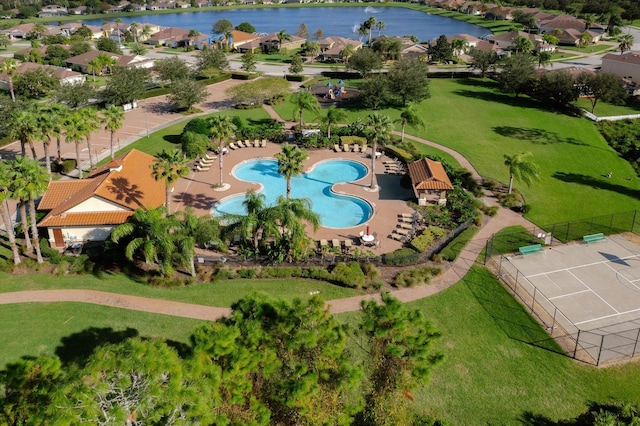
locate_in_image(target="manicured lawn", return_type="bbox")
[275,78,640,226]
[0,303,207,368]
[559,44,616,53]
[0,272,362,307]
[574,97,640,116]
[337,267,640,424]
[106,108,272,162]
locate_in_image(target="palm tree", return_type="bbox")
[151,149,189,212]
[47,104,69,164]
[305,41,320,63]
[1,58,18,101]
[101,105,125,159]
[272,196,320,262]
[0,162,21,264]
[208,116,237,187]
[64,110,87,178]
[222,189,279,251]
[110,206,177,276]
[504,152,540,194]
[86,58,102,81]
[275,144,308,200]
[169,208,200,277]
[537,51,552,69]
[9,108,41,159]
[619,34,634,54]
[339,44,355,63]
[7,157,49,263]
[375,20,386,37]
[130,22,138,43]
[578,32,591,50]
[321,106,347,138]
[451,38,468,59]
[277,29,291,51]
[33,105,56,176]
[396,104,425,143]
[79,108,100,169]
[365,112,393,190]
[291,90,321,127]
[114,17,123,44]
[187,29,200,49]
[142,25,152,41]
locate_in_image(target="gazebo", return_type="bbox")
[406,158,454,206]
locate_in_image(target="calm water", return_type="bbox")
[81,6,490,42]
[213,159,373,229]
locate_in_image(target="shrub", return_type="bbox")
[285,74,305,82]
[382,145,413,163]
[40,239,62,264]
[339,136,367,145]
[235,268,257,279]
[331,261,365,288]
[52,159,76,174]
[361,262,383,289]
[394,266,441,288]
[182,117,211,137]
[498,192,522,210]
[181,131,210,159]
[383,247,421,265]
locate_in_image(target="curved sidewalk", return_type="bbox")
[0,131,538,320]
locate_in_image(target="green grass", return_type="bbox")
[406,267,640,424]
[438,225,478,261]
[574,97,640,117]
[0,272,362,307]
[0,303,207,368]
[559,44,616,53]
[276,78,640,226]
[104,107,272,163]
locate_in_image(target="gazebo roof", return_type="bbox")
[407,158,454,194]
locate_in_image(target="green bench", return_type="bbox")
[519,244,543,255]
[583,233,606,243]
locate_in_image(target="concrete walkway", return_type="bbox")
[0,117,537,319]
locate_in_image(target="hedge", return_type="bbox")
[383,145,413,163]
[340,136,367,145]
[383,247,421,266]
[410,226,449,253]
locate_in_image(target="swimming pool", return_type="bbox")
[213,159,373,229]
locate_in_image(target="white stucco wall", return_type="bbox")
[47,225,115,246]
[68,196,127,213]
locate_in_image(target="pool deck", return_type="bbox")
[172,143,416,253]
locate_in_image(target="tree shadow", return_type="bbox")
[465,271,564,354]
[106,176,145,209]
[493,126,590,147]
[178,191,218,211]
[453,89,542,110]
[163,134,182,145]
[453,77,502,90]
[520,401,629,425]
[55,327,139,366]
[552,172,640,199]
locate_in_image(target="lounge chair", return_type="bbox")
[194,164,211,172]
[253,139,260,148]
[261,139,267,148]
[398,222,413,230]
[394,228,410,236]
[399,213,414,219]
[343,239,352,252]
[228,143,237,150]
[390,233,406,242]
[343,144,350,152]
[200,156,215,163]
[361,144,368,153]
[352,144,360,153]
[319,239,328,248]
[199,160,214,168]
[204,153,217,161]
[334,144,342,152]
[237,140,246,148]
[332,239,340,249]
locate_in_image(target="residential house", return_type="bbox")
[147,26,190,47]
[223,30,260,51]
[58,23,103,39]
[175,1,190,8]
[235,32,305,53]
[1,23,38,40]
[65,50,155,74]
[538,15,588,33]
[554,28,602,46]
[147,1,172,10]
[37,4,68,17]
[0,61,85,92]
[317,36,362,61]
[602,52,640,85]
[37,149,166,249]
[407,158,454,206]
[487,30,554,53]
[195,0,212,6]
[69,6,88,14]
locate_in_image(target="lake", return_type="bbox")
[80,6,491,42]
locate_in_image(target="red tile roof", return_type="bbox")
[407,158,454,191]
[38,149,165,228]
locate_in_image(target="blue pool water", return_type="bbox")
[213,159,373,228]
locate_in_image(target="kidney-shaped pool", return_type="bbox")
[212,159,373,229]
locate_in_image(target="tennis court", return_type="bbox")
[493,233,640,365]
